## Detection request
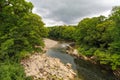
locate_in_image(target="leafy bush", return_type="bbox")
[94,50,120,70]
[0,62,32,80]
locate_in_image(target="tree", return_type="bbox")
[62,26,76,41]
[48,25,76,41]
[75,8,120,69]
[0,0,47,61]
[75,16,107,55]
[0,0,48,80]
[109,6,120,54]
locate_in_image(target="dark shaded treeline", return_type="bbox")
[48,25,76,41]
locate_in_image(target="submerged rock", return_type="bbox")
[21,53,76,80]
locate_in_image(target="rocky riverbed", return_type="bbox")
[21,39,77,80]
[21,53,76,80]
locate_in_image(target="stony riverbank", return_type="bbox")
[21,39,77,80]
[21,53,76,80]
[43,38,58,50]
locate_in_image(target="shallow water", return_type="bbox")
[46,43,117,80]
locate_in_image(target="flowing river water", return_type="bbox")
[46,42,117,80]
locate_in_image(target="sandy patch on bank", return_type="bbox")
[43,38,58,49]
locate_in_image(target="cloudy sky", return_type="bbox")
[27,0,120,26]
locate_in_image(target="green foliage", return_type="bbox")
[0,0,48,79]
[0,0,48,61]
[76,16,112,47]
[0,62,32,80]
[48,26,62,39]
[61,26,76,40]
[109,6,120,54]
[48,25,76,41]
[94,50,120,70]
[78,46,97,56]
[75,6,120,70]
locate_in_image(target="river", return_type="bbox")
[46,42,117,80]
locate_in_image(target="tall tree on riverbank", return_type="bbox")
[0,0,48,79]
[109,6,120,54]
[0,0,48,61]
[75,6,120,70]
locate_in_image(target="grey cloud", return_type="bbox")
[27,0,120,26]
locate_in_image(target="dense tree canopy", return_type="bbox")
[109,6,120,54]
[76,16,115,55]
[75,7,120,70]
[0,0,48,80]
[48,25,76,41]
[0,0,48,61]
